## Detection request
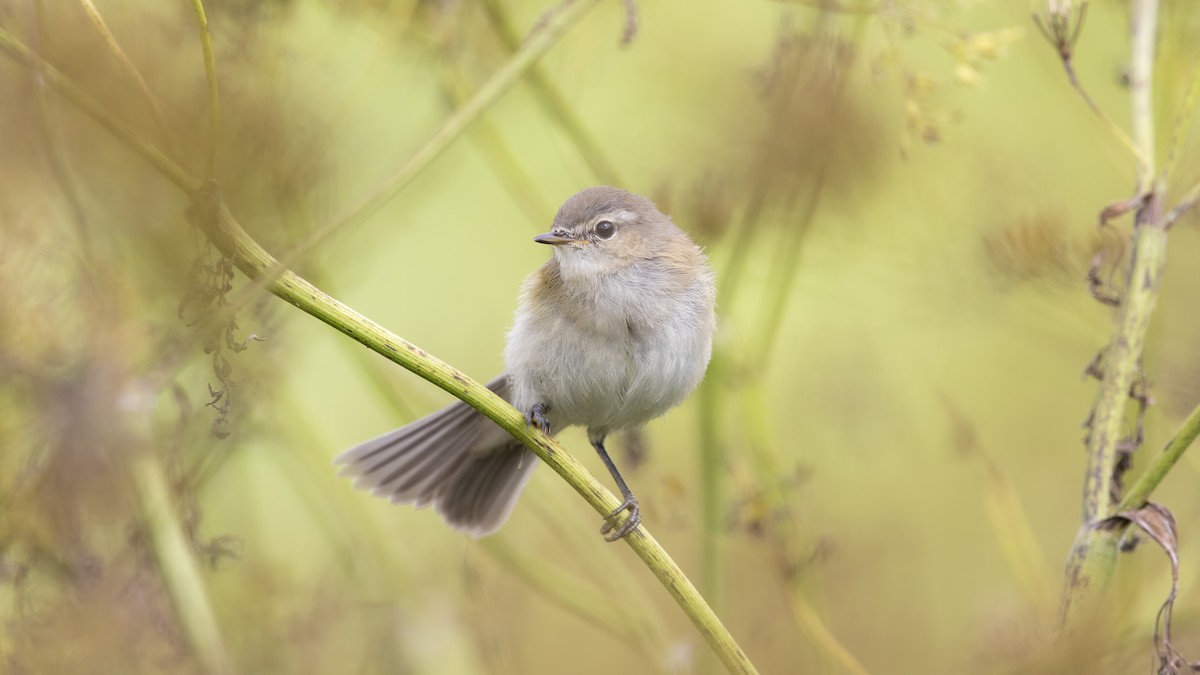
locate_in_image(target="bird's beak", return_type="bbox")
[534,231,586,246]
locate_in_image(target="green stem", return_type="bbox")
[0,22,760,674]
[1118,399,1200,512]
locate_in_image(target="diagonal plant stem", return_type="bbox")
[1118,400,1200,513]
[345,298,669,665]
[0,25,193,190]
[78,0,181,160]
[289,0,602,263]
[0,22,761,675]
[187,0,219,180]
[478,0,622,186]
[211,0,603,326]
[1034,2,1153,178]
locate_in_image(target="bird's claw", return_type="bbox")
[525,403,551,434]
[600,496,641,542]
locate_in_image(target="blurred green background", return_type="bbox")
[2,0,1200,673]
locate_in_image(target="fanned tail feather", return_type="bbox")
[333,375,537,537]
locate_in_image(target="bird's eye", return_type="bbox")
[595,220,616,239]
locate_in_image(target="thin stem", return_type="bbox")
[478,0,622,186]
[188,0,220,179]
[1119,400,1200,512]
[208,0,603,325]
[290,0,602,265]
[434,61,554,224]
[751,175,823,367]
[1159,60,1200,185]
[1129,0,1159,192]
[1164,181,1200,227]
[33,1,92,260]
[0,24,195,191]
[132,455,234,675]
[697,355,724,626]
[77,0,181,160]
[1061,61,1153,179]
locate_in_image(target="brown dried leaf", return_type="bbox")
[1099,192,1148,225]
[1106,503,1198,673]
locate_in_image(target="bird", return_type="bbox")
[334,186,716,541]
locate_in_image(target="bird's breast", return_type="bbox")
[504,261,715,434]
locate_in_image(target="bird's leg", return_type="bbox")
[525,403,551,434]
[590,434,641,541]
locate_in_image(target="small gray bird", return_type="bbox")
[334,186,716,541]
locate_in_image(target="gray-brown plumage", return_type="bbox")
[335,186,716,540]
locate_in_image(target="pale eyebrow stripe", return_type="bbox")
[599,209,636,224]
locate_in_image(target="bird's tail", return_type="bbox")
[333,375,536,537]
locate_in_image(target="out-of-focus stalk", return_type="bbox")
[132,454,234,675]
[187,0,219,180]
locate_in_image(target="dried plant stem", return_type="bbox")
[132,455,234,675]
[0,24,760,674]
[1062,0,1169,628]
[188,0,219,179]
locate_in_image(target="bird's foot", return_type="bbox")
[600,495,641,542]
[525,403,551,434]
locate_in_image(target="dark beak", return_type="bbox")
[534,231,585,246]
